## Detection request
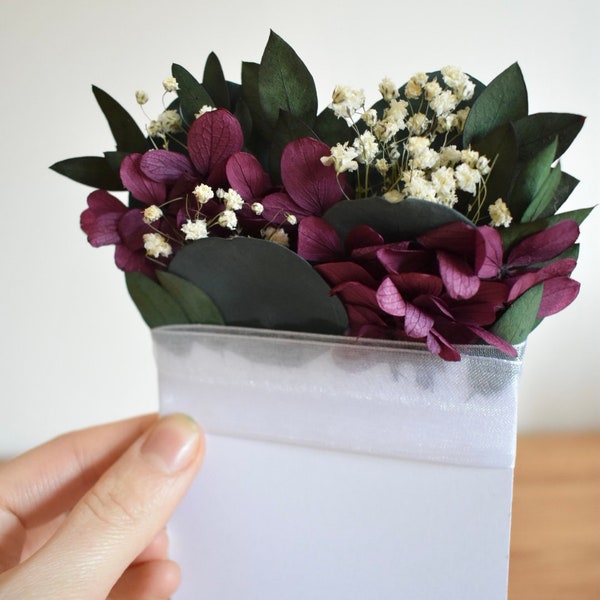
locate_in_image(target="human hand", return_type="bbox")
[0,413,204,599]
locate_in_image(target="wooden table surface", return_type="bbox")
[508,432,600,599]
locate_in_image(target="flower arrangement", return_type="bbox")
[52,31,592,361]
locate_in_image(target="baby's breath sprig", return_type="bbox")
[321,67,508,226]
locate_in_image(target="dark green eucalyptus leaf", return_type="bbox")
[508,137,557,221]
[92,86,148,153]
[324,197,471,244]
[521,163,562,223]
[490,283,543,344]
[463,63,528,146]
[168,237,348,334]
[241,61,273,148]
[203,52,230,109]
[258,31,318,129]
[171,63,214,122]
[268,110,316,183]
[103,150,128,175]
[156,271,224,324]
[537,171,579,219]
[125,271,189,328]
[500,207,594,251]
[467,123,518,221]
[49,156,124,190]
[314,107,354,147]
[513,112,585,162]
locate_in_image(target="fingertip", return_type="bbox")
[141,414,205,474]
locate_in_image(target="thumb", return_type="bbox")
[10,414,204,600]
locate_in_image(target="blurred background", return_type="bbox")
[1,0,598,456]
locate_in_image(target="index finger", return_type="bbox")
[0,414,157,529]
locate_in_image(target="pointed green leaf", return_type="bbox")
[324,197,471,244]
[125,271,189,328]
[203,52,230,109]
[463,63,528,145]
[513,112,585,162]
[168,237,348,335]
[171,63,214,122]
[490,283,543,344]
[49,156,124,190]
[467,123,518,221]
[538,171,579,219]
[156,271,224,324]
[521,163,562,223]
[92,86,148,153]
[258,31,318,129]
[314,107,354,147]
[509,137,558,220]
[241,61,273,143]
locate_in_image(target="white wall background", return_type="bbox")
[1,0,598,456]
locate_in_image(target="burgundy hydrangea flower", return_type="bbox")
[299,216,515,360]
[80,190,155,277]
[479,220,581,317]
[260,137,349,225]
[120,108,244,204]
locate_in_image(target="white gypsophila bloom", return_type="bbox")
[361,108,378,127]
[406,112,430,135]
[181,218,209,240]
[375,158,390,175]
[353,131,379,164]
[373,119,400,143]
[406,136,431,157]
[431,167,457,206]
[424,80,442,101]
[441,66,476,102]
[460,148,480,168]
[143,205,163,224]
[158,110,182,133]
[223,189,244,211]
[195,105,216,119]
[440,66,465,89]
[384,99,409,127]
[383,189,403,203]
[438,145,462,166]
[136,90,149,105]
[218,209,238,230]
[147,120,162,137]
[286,214,297,225]
[429,89,458,117]
[379,77,398,102]
[321,142,359,174]
[215,188,226,199]
[436,113,458,133]
[476,155,491,176]
[143,233,173,258]
[489,198,513,227]
[330,85,365,119]
[411,148,439,170]
[405,72,428,99]
[251,202,264,215]
[262,226,289,247]
[402,171,438,202]
[455,163,482,194]
[388,142,401,161]
[162,76,179,92]
[193,184,214,204]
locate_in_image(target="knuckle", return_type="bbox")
[81,485,141,528]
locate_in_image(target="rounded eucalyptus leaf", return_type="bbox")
[323,196,472,245]
[168,237,348,335]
